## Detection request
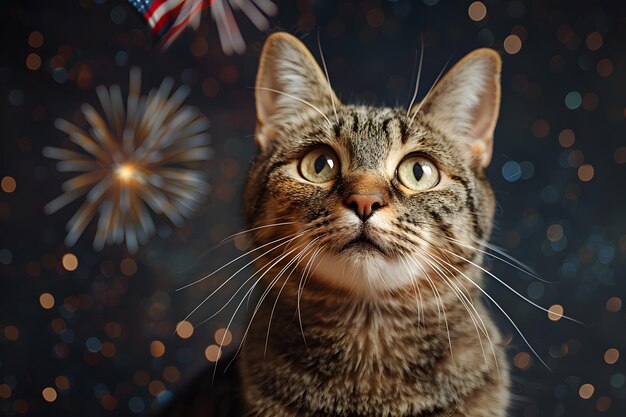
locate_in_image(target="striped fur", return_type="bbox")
[240,33,509,416]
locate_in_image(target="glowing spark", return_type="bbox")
[115,164,137,182]
[44,67,212,254]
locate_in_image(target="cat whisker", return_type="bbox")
[216,237,319,377]
[405,254,455,364]
[397,255,424,327]
[253,87,333,129]
[442,235,552,283]
[175,229,312,336]
[317,31,339,123]
[394,216,557,284]
[296,243,328,346]
[177,228,309,291]
[177,216,295,273]
[218,219,297,246]
[412,247,500,380]
[439,247,581,325]
[265,237,323,356]
[469,237,552,283]
[434,251,550,369]
[195,231,316,328]
[408,53,453,129]
[406,36,424,117]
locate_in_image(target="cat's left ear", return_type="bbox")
[416,48,501,168]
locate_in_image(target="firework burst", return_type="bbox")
[44,67,211,254]
[209,0,278,55]
[146,0,278,53]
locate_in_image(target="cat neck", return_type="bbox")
[238,265,504,417]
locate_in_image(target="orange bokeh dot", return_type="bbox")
[14,399,29,413]
[150,340,165,358]
[596,395,611,412]
[606,297,622,312]
[175,321,194,339]
[101,342,116,358]
[597,59,613,77]
[604,348,619,364]
[205,344,222,362]
[1,176,16,193]
[4,325,19,341]
[0,384,12,399]
[42,387,57,402]
[39,293,55,309]
[26,53,41,70]
[148,380,165,396]
[28,31,44,48]
[55,375,70,391]
[468,1,487,21]
[548,304,564,321]
[578,164,594,182]
[558,129,575,148]
[513,351,532,369]
[586,32,603,51]
[101,393,117,410]
[614,147,626,165]
[62,253,78,271]
[579,383,595,399]
[163,366,181,383]
[366,8,385,28]
[120,258,137,276]
[504,34,522,54]
[214,328,233,346]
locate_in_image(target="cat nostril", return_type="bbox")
[344,193,386,221]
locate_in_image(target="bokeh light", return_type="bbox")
[468,2,487,22]
[1,176,16,193]
[39,292,55,309]
[503,34,522,54]
[42,387,58,402]
[61,253,78,271]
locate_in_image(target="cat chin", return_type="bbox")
[311,249,422,295]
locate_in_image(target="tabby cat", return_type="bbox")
[164,32,510,417]
[240,33,508,417]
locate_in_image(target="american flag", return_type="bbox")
[128,0,277,53]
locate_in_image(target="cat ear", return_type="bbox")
[416,48,501,168]
[255,32,339,150]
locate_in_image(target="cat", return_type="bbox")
[162,32,509,417]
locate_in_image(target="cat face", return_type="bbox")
[244,33,501,295]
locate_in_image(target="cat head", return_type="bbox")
[244,32,501,296]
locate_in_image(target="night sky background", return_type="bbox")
[1,0,626,416]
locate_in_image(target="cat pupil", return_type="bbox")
[314,155,328,174]
[413,163,424,181]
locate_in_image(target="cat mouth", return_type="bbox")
[341,234,386,255]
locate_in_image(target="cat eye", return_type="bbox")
[396,155,440,191]
[299,146,340,183]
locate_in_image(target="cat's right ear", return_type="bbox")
[255,32,339,150]
[414,48,502,169]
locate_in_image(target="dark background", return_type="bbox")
[1,0,625,416]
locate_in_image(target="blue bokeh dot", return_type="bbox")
[129,396,145,413]
[86,336,101,352]
[502,161,522,182]
[565,91,582,110]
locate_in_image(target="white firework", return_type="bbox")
[44,67,211,254]
[159,0,278,54]
[210,0,278,55]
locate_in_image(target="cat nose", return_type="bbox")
[344,193,386,221]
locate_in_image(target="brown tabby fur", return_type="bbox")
[238,33,510,416]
